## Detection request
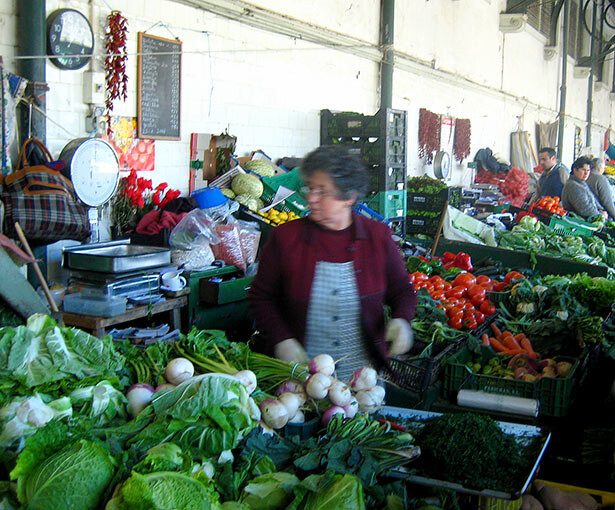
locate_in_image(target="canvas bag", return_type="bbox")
[1,138,90,242]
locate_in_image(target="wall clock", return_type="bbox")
[47,9,94,70]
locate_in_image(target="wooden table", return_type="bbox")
[62,295,188,337]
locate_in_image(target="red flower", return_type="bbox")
[156,182,168,192]
[152,191,161,207]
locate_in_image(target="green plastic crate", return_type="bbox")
[443,346,581,417]
[364,190,407,219]
[549,215,599,236]
[260,169,308,211]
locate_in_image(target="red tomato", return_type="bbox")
[461,301,475,311]
[471,294,486,307]
[411,272,429,282]
[453,273,477,288]
[445,286,466,299]
[492,281,508,292]
[424,283,434,293]
[428,275,444,285]
[408,274,415,284]
[476,275,492,285]
[448,315,463,329]
[479,281,494,291]
[431,291,446,301]
[464,317,478,329]
[467,284,486,301]
[448,306,464,319]
[504,271,524,284]
[441,282,452,291]
[414,282,426,290]
[474,311,485,325]
[480,300,496,316]
[444,299,460,310]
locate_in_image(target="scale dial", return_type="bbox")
[60,138,120,207]
[433,150,451,180]
[47,9,94,70]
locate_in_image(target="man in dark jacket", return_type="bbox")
[532,147,569,201]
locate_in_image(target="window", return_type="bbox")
[506,0,553,39]
[567,0,583,60]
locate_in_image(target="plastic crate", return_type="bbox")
[527,203,555,225]
[406,188,448,213]
[260,169,309,213]
[364,190,407,219]
[549,215,598,236]
[387,340,463,394]
[320,108,407,139]
[369,164,407,192]
[406,214,443,235]
[443,346,581,417]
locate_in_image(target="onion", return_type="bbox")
[305,373,332,400]
[309,354,335,376]
[259,398,289,429]
[165,358,195,385]
[126,383,155,417]
[154,383,175,393]
[288,409,305,424]
[355,389,381,414]
[343,396,359,419]
[278,392,301,420]
[233,370,257,394]
[328,380,352,406]
[349,367,377,391]
[321,406,346,426]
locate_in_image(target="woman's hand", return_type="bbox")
[386,318,414,356]
[274,338,309,364]
[533,482,598,510]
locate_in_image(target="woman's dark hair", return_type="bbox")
[300,145,369,201]
[572,156,592,171]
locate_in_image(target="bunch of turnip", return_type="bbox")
[348,367,386,414]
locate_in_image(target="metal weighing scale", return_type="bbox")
[59,137,120,242]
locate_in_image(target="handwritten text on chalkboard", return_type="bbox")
[137,33,181,140]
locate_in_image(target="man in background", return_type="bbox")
[531,147,569,202]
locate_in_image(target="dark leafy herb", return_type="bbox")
[411,412,537,492]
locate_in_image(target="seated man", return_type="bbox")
[561,156,607,220]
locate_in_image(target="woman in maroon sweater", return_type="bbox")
[249,146,416,381]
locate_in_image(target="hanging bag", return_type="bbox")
[1,138,90,242]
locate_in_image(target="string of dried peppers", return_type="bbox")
[104,11,128,136]
[453,118,471,162]
[418,108,441,164]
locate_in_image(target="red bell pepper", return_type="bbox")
[454,252,473,272]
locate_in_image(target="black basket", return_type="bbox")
[406,214,442,235]
[387,340,463,394]
[320,108,407,139]
[406,188,448,213]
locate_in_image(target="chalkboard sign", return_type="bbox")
[137,33,181,140]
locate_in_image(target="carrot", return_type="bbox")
[520,337,537,356]
[481,333,490,346]
[514,333,527,342]
[489,337,508,352]
[491,323,503,338]
[499,348,526,356]
[502,335,522,351]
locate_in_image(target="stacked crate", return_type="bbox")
[320,108,408,235]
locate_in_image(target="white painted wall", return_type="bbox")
[1,0,614,196]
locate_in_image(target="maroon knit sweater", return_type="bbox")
[249,214,416,365]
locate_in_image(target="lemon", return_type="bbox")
[279,211,288,221]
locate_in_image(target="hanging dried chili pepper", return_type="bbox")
[418,108,441,164]
[454,118,471,162]
[105,11,129,136]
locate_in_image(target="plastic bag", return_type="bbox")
[168,208,219,250]
[237,220,261,267]
[211,221,246,271]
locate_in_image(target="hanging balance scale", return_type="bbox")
[433,150,451,180]
[59,138,120,242]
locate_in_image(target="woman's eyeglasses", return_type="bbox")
[300,186,338,199]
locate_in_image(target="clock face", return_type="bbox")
[47,9,94,70]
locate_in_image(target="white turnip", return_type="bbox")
[154,383,175,393]
[278,392,302,420]
[328,380,352,407]
[259,398,290,429]
[321,406,345,425]
[368,385,386,405]
[126,383,155,417]
[276,381,307,405]
[343,396,359,419]
[305,373,332,400]
[355,388,381,414]
[233,370,257,394]
[309,354,335,376]
[349,367,378,391]
[165,358,195,385]
[288,409,305,424]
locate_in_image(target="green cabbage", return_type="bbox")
[105,471,221,510]
[244,160,275,178]
[221,188,236,199]
[0,314,124,391]
[231,174,263,199]
[242,472,300,509]
[16,439,115,510]
[235,194,260,211]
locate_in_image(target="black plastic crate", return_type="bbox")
[130,228,171,247]
[406,188,448,213]
[324,136,407,167]
[369,164,407,193]
[320,108,407,139]
[406,214,443,236]
[387,340,463,394]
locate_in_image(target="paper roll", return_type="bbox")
[457,390,539,417]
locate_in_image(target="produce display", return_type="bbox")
[0,318,423,509]
[253,207,301,225]
[533,195,567,216]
